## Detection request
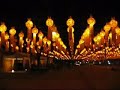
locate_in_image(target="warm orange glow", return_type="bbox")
[0,23,7,32]
[52,31,57,41]
[32,27,38,34]
[100,31,105,37]
[38,31,44,38]
[104,23,111,32]
[115,27,120,35]
[46,17,54,27]
[15,46,19,51]
[25,18,33,29]
[5,33,9,40]
[47,40,51,46]
[79,39,84,45]
[19,32,24,37]
[110,18,118,28]
[66,17,75,27]
[43,37,47,44]
[87,16,96,27]
[9,27,16,35]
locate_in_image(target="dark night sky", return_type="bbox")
[0,0,120,47]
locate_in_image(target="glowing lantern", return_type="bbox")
[100,31,105,37]
[104,23,111,32]
[9,27,16,35]
[0,23,7,32]
[46,17,54,27]
[32,27,38,34]
[87,16,96,27]
[19,32,24,52]
[115,27,120,35]
[109,18,118,28]
[66,17,75,27]
[19,32,24,38]
[25,18,33,29]
[38,31,44,38]
[32,26,38,45]
[43,37,47,44]
[5,33,9,40]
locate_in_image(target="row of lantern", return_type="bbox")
[0,18,70,60]
[74,16,120,60]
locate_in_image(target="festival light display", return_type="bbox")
[0,16,120,62]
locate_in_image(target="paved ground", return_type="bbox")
[0,65,120,90]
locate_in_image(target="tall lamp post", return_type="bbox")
[32,26,38,46]
[46,17,54,40]
[9,27,16,52]
[0,23,7,46]
[37,31,44,68]
[25,18,33,41]
[66,16,75,60]
[19,32,24,52]
[109,18,118,47]
[46,17,54,61]
[104,23,111,60]
[87,16,96,49]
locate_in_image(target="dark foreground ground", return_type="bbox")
[0,65,120,90]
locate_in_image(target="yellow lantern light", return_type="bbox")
[47,40,51,50]
[32,27,38,34]
[55,32,60,39]
[97,35,101,41]
[38,31,44,39]
[100,31,105,37]
[115,27,120,35]
[25,18,33,29]
[104,23,111,32]
[5,33,9,40]
[109,32,112,39]
[0,23,7,32]
[87,16,96,27]
[19,32,24,38]
[109,18,118,28]
[15,46,19,51]
[47,40,51,46]
[19,32,24,47]
[43,37,47,44]
[66,16,75,27]
[79,39,84,45]
[77,45,80,48]
[9,27,16,35]
[52,31,57,41]
[46,17,54,27]
[32,26,38,45]
[94,37,97,43]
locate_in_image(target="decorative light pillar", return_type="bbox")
[32,26,38,45]
[0,23,7,45]
[115,27,120,46]
[109,18,118,46]
[26,38,31,53]
[104,23,111,47]
[87,16,96,48]
[0,37,1,49]
[9,27,16,52]
[43,37,47,53]
[46,17,54,40]
[38,31,44,47]
[25,18,33,41]
[5,33,9,52]
[66,16,75,59]
[19,32,24,52]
